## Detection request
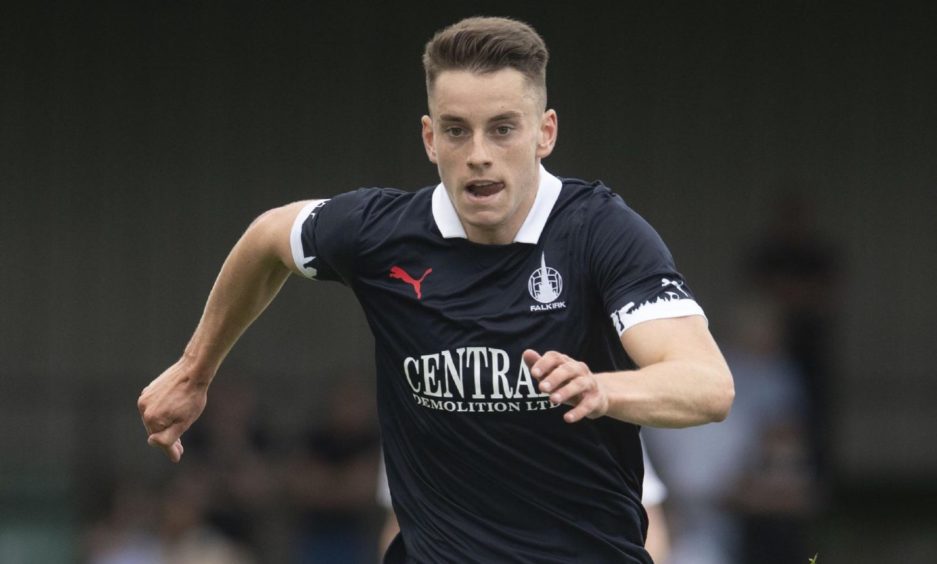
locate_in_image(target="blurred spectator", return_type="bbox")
[644,298,817,564]
[86,378,385,563]
[84,480,162,564]
[183,380,279,559]
[284,380,381,564]
[744,192,841,482]
[85,472,254,564]
[155,471,256,564]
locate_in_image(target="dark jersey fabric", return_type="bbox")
[295,177,701,563]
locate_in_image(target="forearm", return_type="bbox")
[139,204,302,462]
[527,318,735,428]
[598,358,734,428]
[180,212,293,383]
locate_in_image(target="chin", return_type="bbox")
[463,212,505,229]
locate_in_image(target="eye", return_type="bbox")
[494,125,514,136]
[445,126,466,138]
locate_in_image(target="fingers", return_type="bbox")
[531,352,586,396]
[168,438,184,463]
[137,364,207,464]
[525,350,607,423]
[140,395,186,463]
[522,349,542,369]
[545,368,594,405]
[525,349,570,383]
[147,427,185,463]
[562,393,606,424]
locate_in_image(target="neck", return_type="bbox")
[463,179,539,245]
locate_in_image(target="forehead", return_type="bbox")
[428,68,540,118]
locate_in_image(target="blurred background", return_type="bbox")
[1,1,935,563]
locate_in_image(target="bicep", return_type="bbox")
[619,315,726,368]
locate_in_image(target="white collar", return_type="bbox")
[431,165,562,244]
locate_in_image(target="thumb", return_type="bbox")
[148,428,185,463]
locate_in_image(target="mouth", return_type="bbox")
[465,180,505,200]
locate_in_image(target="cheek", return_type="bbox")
[435,141,464,161]
[504,142,536,170]
[436,151,460,172]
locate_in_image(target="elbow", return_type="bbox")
[708,369,735,422]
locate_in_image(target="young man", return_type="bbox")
[138,17,733,563]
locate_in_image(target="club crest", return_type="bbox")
[528,253,566,311]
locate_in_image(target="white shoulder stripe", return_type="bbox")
[610,298,706,336]
[290,199,328,279]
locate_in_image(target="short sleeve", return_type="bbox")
[289,189,378,283]
[587,190,705,336]
[290,199,330,278]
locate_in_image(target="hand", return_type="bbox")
[137,361,209,463]
[523,350,609,423]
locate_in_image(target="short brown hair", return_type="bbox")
[423,17,549,107]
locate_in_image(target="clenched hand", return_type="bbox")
[523,349,609,423]
[137,361,209,463]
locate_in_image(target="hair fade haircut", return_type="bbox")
[423,16,549,108]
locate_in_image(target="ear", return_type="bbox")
[421,115,437,163]
[536,109,558,159]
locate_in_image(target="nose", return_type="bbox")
[466,132,492,169]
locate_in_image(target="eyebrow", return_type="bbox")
[488,111,524,123]
[437,114,467,124]
[437,111,524,124]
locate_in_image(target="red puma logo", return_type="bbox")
[389,266,433,299]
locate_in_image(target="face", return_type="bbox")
[421,68,558,244]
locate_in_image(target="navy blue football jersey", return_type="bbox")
[290,167,704,563]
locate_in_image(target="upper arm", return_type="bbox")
[248,200,321,277]
[285,190,378,284]
[620,315,728,370]
[585,189,705,337]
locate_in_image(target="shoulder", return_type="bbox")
[551,176,650,233]
[555,177,634,212]
[550,176,675,270]
[327,185,424,214]
[319,185,432,228]
[316,184,437,253]
[292,184,434,280]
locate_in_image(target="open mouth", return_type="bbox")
[465,180,505,199]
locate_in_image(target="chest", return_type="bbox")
[357,239,590,335]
